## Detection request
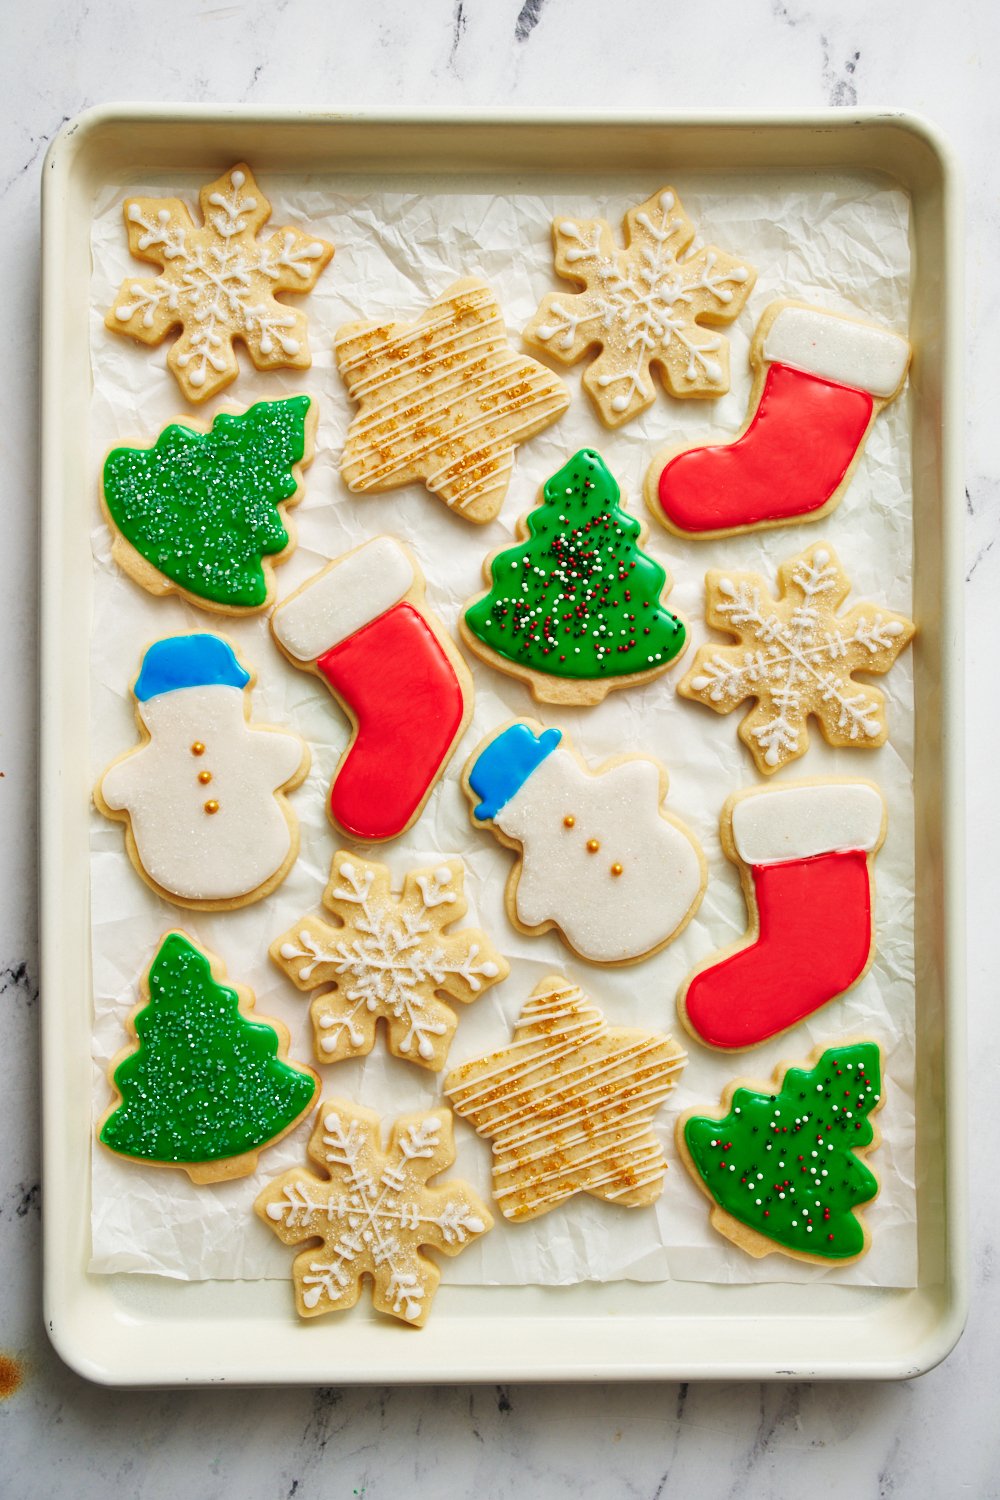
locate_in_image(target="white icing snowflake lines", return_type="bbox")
[256,1101,491,1326]
[106,164,334,402]
[524,187,755,427]
[270,851,508,1071]
[679,542,915,774]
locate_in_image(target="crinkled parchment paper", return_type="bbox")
[87,169,915,1288]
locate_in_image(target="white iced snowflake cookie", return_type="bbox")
[463,719,706,966]
[524,186,755,427]
[95,634,309,910]
[256,1100,492,1327]
[678,541,916,774]
[270,850,509,1071]
[105,163,334,403]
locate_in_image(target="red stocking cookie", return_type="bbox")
[678,780,886,1050]
[647,301,911,538]
[270,538,472,842]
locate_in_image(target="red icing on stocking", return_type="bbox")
[681,849,874,1050]
[317,602,466,841]
[656,363,874,535]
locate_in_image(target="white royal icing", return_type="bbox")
[99,683,304,901]
[762,305,910,398]
[730,781,886,866]
[492,748,703,963]
[271,537,414,662]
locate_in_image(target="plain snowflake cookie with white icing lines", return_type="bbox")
[445,976,687,1222]
[523,186,755,428]
[95,634,309,910]
[270,850,509,1072]
[462,719,706,966]
[255,1100,492,1327]
[678,541,915,775]
[105,163,334,403]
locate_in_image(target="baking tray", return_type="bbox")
[40,106,966,1384]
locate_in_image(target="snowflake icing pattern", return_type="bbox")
[256,1102,491,1325]
[524,187,755,427]
[105,163,334,402]
[679,542,915,773]
[271,852,507,1071]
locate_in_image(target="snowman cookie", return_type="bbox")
[463,720,706,966]
[95,633,309,910]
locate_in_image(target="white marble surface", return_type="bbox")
[1,1,997,1495]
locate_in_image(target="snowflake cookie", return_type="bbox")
[336,277,570,523]
[105,164,334,403]
[270,852,509,1071]
[445,976,687,1222]
[679,542,915,774]
[256,1101,492,1326]
[524,187,755,428]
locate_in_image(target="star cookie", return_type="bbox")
[105,164,334,402]
[679,541,915,774]
[335,277,570,523]
[270,852,508,1071]
[524,186,755,427]
[256,1101,492,1326]
[444,976,686,1222]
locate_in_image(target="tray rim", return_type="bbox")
[39,102,967,1386]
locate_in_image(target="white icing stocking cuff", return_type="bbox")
[731,782,886,866]
[272,537,414,662]
[762,305,910,398]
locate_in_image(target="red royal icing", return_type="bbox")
[657,363,874,534]
[683,849,874,1049]
[317,602,465,841]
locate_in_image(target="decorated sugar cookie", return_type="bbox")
[270,537,473,842]
[679,780,887,1050]
[677,1041,883,1265]
[101,395,317,614]
[445,976,687,1222]
[460,448,687,705]
[336,277,570,523]
[95,634,308,909]
[105,164,334,402]
[678,542,915,774]
[523,186,755,427]
[271,851,508,1071]
[463,720,705,965]
[99,932,318,1184]
[647,300,911,538]
[256,1101,492,1326]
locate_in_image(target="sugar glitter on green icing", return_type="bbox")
[100,933,316,1165]
[464,448,685,681]
[102,395,311,609]
[683,1043,881,1260]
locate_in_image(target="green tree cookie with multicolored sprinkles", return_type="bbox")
[677,1041,883,1265]
[99,932,318,1184]
[460,448,687,705]
[100,394,317,615]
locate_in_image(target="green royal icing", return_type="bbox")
[100,933,315,1166]
[464,448,685,681]
[103,395,311,609]
[684,1043,881,1260]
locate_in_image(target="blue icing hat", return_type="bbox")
[470,723,561,821]
[134,634,251,702]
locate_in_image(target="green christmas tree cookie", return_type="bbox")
[101,395,316,614]
[678,1041,883,1264]
[460,448,687,705]
[99,932,318,1183]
